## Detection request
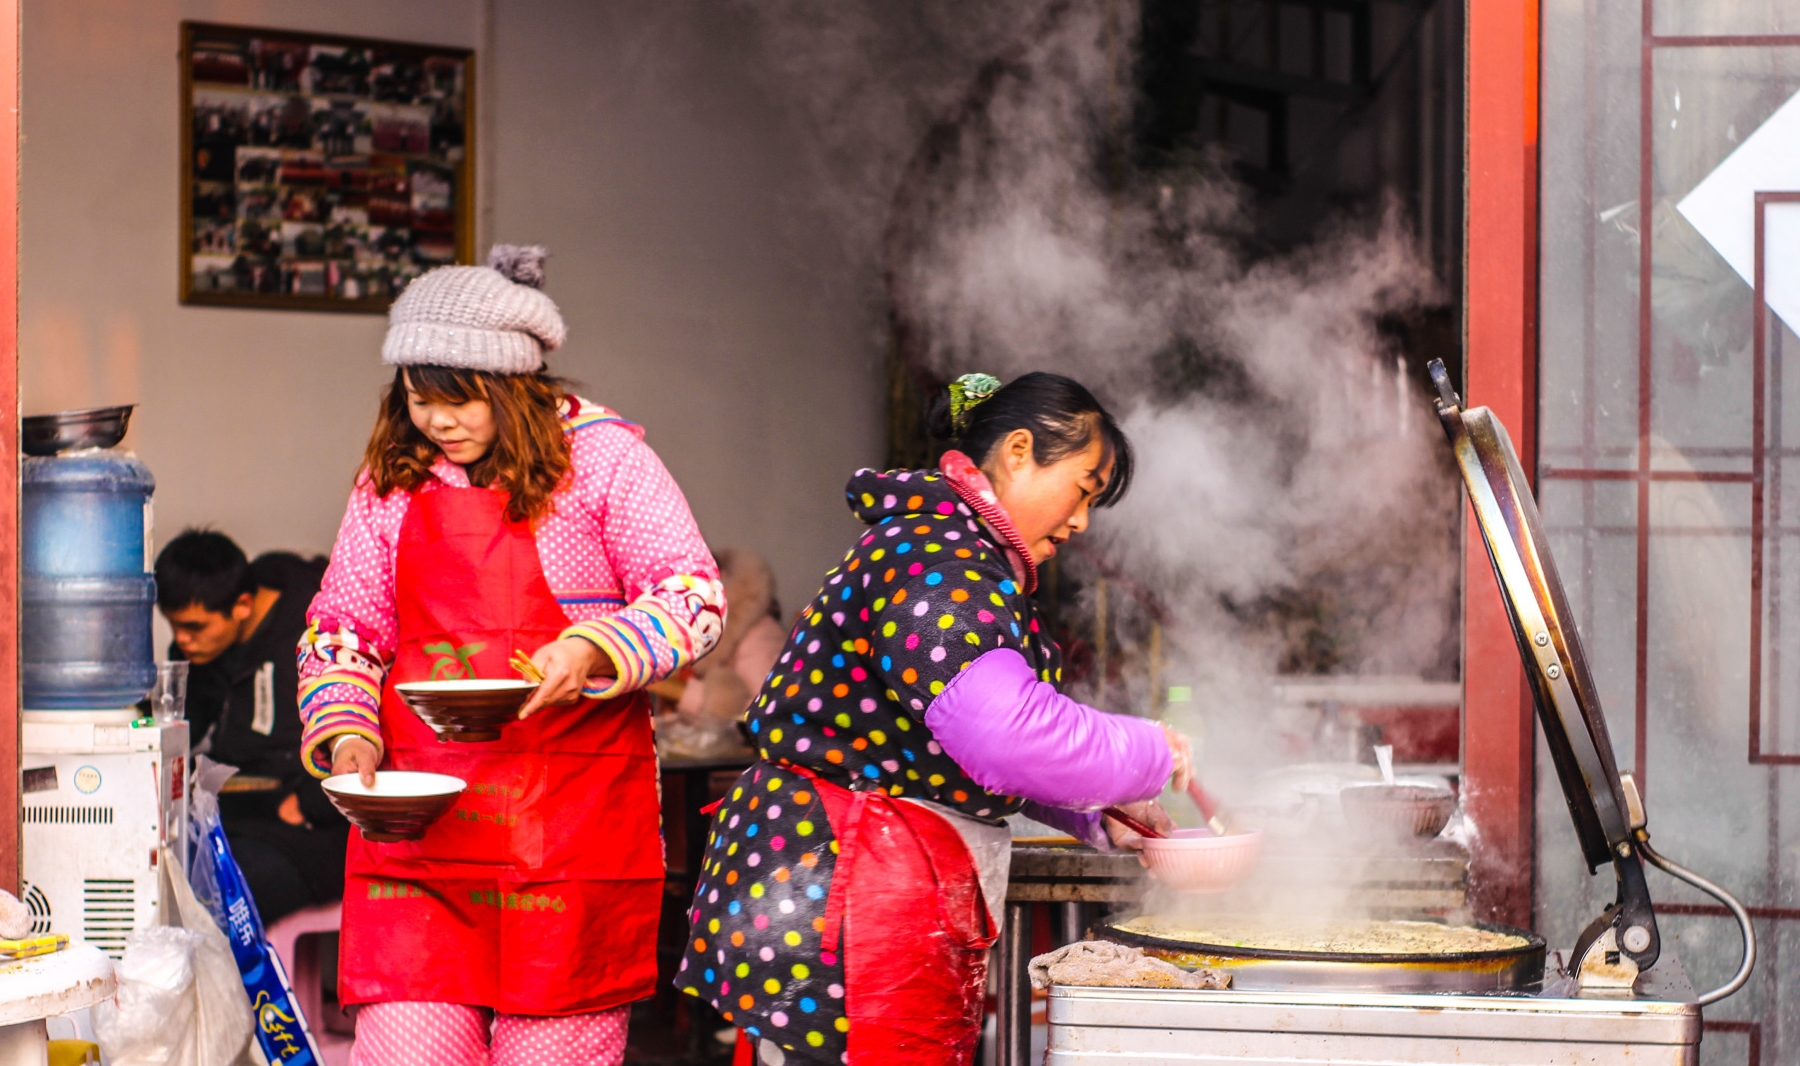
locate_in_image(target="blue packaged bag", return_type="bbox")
[190,757,322,1066]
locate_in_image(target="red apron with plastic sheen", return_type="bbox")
[339,484,663,1015]
[810,770,998,1065]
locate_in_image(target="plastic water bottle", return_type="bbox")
[21,450,157,710]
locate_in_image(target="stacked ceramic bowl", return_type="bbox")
[322,771,466,842]
[1338,780,1457,841]
[395,679,538,742]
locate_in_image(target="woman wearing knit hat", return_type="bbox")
[299,246,725,1065]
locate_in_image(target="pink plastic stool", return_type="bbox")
[266,902,353,1065]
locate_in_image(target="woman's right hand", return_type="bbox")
[330,736,380,788]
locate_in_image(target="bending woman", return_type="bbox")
[299,246,724,1066]
[678,372,1188,1066]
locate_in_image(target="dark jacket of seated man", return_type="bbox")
[156,528,347,925]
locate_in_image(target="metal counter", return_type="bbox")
[1045,961,1701,1065]
[995,839,1474,1066]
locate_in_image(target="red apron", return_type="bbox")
[339,484,663,1016]
[810,770,998,1065]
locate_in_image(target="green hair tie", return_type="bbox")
[948,372,1002,434]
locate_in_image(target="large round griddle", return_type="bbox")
[1098,917,1547,994]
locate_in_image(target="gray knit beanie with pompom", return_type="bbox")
[381,244,567,375]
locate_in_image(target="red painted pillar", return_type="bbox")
[0,0,18,895]
[1462,0,1539,928]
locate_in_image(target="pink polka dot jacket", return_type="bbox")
[296,397,724,776]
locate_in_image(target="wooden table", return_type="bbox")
[659,756,755,882]
[641,755,754,1064]
[997,843,1144,1066]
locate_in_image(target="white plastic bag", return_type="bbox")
[94,925,200,1065]
[94,848,254,1066]
[168,844,256,1066]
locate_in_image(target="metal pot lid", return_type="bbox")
[1428,362,1632,873]
[1429,362,1672,980]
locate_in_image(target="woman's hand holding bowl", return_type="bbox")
[331,735,380,788]
[1104,800,1177,850]
[519,637,616,718]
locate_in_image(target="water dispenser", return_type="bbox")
[19,405,157,710]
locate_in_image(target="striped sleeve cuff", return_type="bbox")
[561,616,654,701]
[300,672,384,777]
[558,574,723,701]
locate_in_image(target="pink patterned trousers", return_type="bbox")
[349,1001,630,1066]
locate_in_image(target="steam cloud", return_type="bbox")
[731,0,1459,810]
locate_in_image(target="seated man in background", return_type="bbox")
[155,529,346,924]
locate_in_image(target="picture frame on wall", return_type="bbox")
[180,22,474,313]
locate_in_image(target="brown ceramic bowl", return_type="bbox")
[394,679,539,742]
[322,771,466,843]
[1339,782,1457,841]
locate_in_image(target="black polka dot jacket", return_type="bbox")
[675,466,1063,1049]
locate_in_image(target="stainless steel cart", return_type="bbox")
[1047,963,1700,1065]
[1000,838,1475,1065]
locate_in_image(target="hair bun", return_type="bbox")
[487,244,549,288]
[949,372,1002,433]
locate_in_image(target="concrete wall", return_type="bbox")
[21,0,879,623]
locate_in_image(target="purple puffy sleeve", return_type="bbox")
[924,647,1172,810]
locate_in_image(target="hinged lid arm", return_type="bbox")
[1428,359,1660,975]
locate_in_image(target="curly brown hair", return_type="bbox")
[361,365,573,523]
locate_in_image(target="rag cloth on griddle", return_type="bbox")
[1029,940,1231,992]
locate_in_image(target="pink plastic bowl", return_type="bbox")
[1139,829,1264,893]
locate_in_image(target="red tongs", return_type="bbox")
[1101,806,1166,840]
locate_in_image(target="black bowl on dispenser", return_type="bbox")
[23,405,135,457]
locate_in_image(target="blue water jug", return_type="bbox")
[21,450,157,709]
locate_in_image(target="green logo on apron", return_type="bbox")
[366,879,442,901]
[423,640,487,679]
[470,889,566,913]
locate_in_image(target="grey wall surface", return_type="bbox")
[21,0,879,624]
